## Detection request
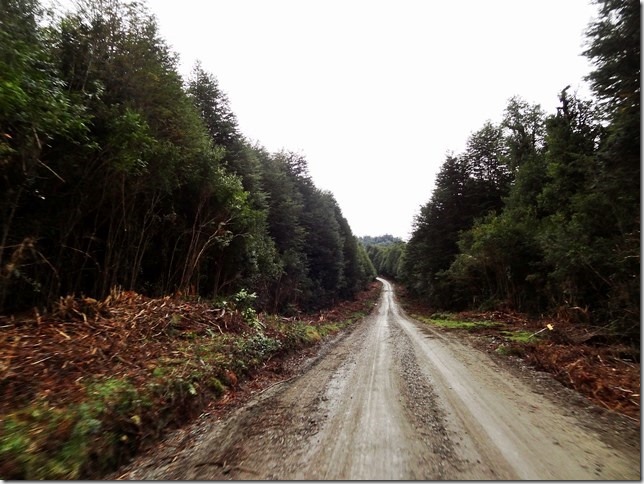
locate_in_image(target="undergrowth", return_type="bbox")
[0,283,381,479]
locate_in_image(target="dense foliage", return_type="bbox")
[402,0,640,342]
[359,235,403,280]
[0,0,374,315]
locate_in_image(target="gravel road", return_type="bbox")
[117,278,640,480]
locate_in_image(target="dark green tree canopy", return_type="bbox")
[583,0,640,117]
[401,1,640,342]
[0,0,373,315]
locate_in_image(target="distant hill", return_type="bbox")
[359,234,404,246]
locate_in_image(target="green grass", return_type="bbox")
[414,314,499,330]
[493,330,540,359]
[501,330,535,343]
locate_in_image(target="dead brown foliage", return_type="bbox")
[473,311,640,421]
[523,342,640,419]
[0,288,251,417]
[0,282,381,429]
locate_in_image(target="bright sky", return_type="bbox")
[147,0,598,240]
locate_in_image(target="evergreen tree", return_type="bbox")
[583,0,640,337]
[463,121,512,215]
[444,99,549,311]
[402,155,470,300]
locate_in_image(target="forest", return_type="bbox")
[0,0,639,333]
[378,0,640,344]
[0,0,377,317]
[0,0,639,479]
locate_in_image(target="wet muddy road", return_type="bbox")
[119,279,640,480]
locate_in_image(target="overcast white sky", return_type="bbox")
[146,0,598,240]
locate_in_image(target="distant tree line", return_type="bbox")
[359,235,403,280]
[389,0,639,342]
[0,0,376,315]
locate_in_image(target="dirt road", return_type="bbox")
[118,279,640,480]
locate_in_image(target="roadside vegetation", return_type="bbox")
[413,313,499,331]
[0,282,381,479]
